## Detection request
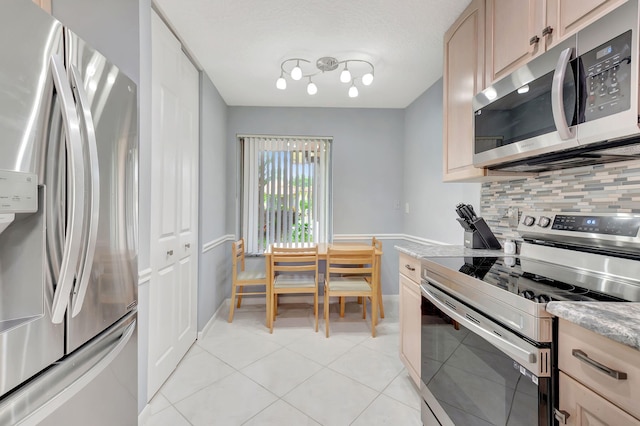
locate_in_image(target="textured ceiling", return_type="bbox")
[154,0,472,108]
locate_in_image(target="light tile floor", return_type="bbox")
[144,296,422,426]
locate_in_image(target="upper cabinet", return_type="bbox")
[485,0,545,84]
[486,0,627,85]
[443,0,487,182]
[443,0,516,182]
[549,0,628,45]
[32,0,51,13]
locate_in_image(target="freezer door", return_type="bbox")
[0,312,137,426]
[64,30,138,353]
[0,0,65,399]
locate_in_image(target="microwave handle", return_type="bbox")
[551,47,576,140]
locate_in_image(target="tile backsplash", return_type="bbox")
[480,159,640,242]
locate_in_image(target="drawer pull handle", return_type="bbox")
[542,26,554,36]
[167,250,174,256]
[572,349,628,380]
[529,35,540,45]
[405,264,416,271]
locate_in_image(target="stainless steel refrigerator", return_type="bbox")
[0,1,138,424]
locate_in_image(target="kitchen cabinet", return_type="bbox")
[486,0,626,84]
[557,319,640,424]
[398,253,421,386]
[32,0,51,13]
[443,0,516,182]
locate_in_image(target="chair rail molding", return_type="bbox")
[202,234,236,253]
[333,233,449,246]
[138,268,152,285]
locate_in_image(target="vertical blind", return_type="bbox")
[241,136,332,254]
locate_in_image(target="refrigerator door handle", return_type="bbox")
[49,54,86,324]
[68,65,100,318]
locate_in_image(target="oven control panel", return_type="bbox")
[550,214,640,236]
[518,211,640,240]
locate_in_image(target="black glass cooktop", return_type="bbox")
[427,256,628,303]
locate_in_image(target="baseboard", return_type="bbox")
[197,299,228,340]
[138,403,151,425]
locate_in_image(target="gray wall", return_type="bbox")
[403,78,481,244]
[227,107,405,235]
[227,106,406,294]
[198,74,231,330]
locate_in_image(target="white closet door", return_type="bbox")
[148,10,199,400]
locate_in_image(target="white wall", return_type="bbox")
[403,78,481,244]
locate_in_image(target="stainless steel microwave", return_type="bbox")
[473,0,640,172]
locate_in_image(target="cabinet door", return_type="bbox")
[559,372,640,425]
[442,0,487,182]
[485,0,544,83]
[32,0,51,13]
[547,0,627,45]
[399,274,421,386]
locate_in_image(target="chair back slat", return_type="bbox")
[326,246,375,277]
[271,246,319,276]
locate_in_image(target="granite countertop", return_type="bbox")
[546,302,640,351]
[395,241,507,259]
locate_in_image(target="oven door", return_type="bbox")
[420,281,552,426]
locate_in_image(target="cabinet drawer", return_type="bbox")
[559,371,640,425]
[558,319,640,419]
[398,252,421,283]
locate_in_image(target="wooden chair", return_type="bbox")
[351,237,385,319]
[270,246,319,333]
[324,246,378,338]
[371,237,385,319]
[228,238,267,323]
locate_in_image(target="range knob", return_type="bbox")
[538,216,551,228]
[533,294,552,303]
[521,290,535,300]
[522,215,536,226]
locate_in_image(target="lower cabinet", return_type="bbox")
[557,319,640,425]
[559,371,640,425]
[399,253,421,386]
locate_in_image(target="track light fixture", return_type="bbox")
[275,56,375,98]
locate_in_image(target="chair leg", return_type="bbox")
[378,279,385,319]
[324,285,330,338]
[340,297,345,317]
[236,286,243,308]
[314,292,318,332]
[269,290,274,334]
[371,293,378,338]
[357,296,363,304]
[228,285,237,323]
[362,297,367,319]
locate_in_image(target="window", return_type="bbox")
[240,136,332,254]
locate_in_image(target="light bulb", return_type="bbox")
[291,61,302,80]
[362,72,374,86]
[307,80,317,95]
[276,76,286,90]
[340,64,351,83]
[517,84,529,94]
[348,84,358,98]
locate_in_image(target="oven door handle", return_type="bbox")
[421,282,537,365]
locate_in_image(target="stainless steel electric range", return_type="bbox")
[419,211,640,426]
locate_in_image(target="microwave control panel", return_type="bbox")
[580,30,632,122]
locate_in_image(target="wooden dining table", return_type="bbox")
[263,242,383,328]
